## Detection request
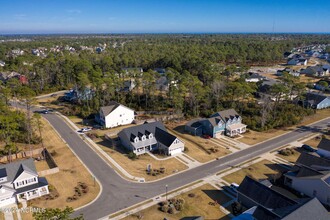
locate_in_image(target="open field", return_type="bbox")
[123,184,231,220]
[29,118,100,209]
[96,137,188,181]
[240,108,330,145]
[222,159,285,184]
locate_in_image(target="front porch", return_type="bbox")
[134,144,157,156]
[17,186,49,202]
[226,123,247,137]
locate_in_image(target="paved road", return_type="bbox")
[42,112,329,220]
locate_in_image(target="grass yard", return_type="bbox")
[123,184,232,220]
[304,136,323,148]
[240,108,330,145]
[276,147,301,163]
[222,160,283,184]
[34,159,51,172]
[166,125,231,163]
[96,138,188,181]
[29,118,100,209]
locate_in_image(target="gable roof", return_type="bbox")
[186,118,204,128]
[317,138,330,151]
[238,176,298,211]
[294,166,324,178]
[296,152,330,170]
[282,198,329,220]
[213,109,240,122]
[119,121,166,142]
[0,158,37,183]
[207,116,223,127]
[305,92,328,106]
[155,127,178,147]
[101,101,133,116]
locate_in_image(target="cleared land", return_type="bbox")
[29,118,100,209]
[222,159,284,184]
[123,184,231,220]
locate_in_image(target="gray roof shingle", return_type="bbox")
[0,158,37,183]
[317,138,330,151]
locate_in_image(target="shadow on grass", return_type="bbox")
[202,189,234,205]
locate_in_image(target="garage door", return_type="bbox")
[170,148,182,156]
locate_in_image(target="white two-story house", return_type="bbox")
[99,101,135,128]
[0,158,49,207]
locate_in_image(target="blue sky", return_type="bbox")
[0,0,329,34]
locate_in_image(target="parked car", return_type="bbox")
[301,144,316,152]
[78,127,92,133]
[202,134,211,139]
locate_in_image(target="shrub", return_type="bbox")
[188,193,195,198]
[175,203,183,211]
[161,205,169,213]
[168,207,174,214]
[128,152,137,160]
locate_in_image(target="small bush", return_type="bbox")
[128,152,137,160]
[168,207,174,214]
[161,205,169,213]
[188,193,195,198]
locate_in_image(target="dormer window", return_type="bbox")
[141,135,146,141]
[134,137,139,143]
[149,133,153,139]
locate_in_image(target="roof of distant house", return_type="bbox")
[305,92,329,106]
[100,101,133,116]
[186,118,204,128]
[214,109,240,122]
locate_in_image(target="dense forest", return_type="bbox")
[0,34,328,136]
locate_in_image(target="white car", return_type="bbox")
[78,127,92,133]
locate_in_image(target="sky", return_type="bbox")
[0,0,330,34]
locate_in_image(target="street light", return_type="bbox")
[165,184,168,201]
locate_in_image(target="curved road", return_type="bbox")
[42,112,330,220]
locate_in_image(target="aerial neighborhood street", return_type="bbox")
[38,105,329,219]
[1,1,330,220]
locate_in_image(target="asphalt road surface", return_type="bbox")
[41,112,329,220]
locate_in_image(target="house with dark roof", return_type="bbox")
[304,92,330,109]
[211,109,247,137]
[284,165,330,205]
[245,72,266,82]
[287,58,307,66]
[98,101,135,128]
[185,109,246,138]
[276,68,300,77]
[0,159,49,207]
[118,121,184,156]
[316,138,330,159]
[301,65,330,77]
[296,152,330,170]
[235,176,329,220]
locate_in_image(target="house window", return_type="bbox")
[149,133,153,139]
